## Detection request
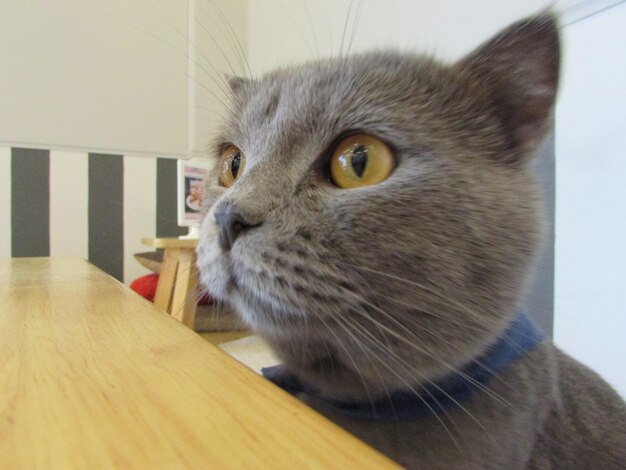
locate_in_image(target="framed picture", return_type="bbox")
[177,159,214,232]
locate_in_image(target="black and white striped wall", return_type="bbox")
[0,147,187,284]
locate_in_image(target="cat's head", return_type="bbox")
[197,14,559,401]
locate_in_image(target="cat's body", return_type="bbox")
[197,14,626,468]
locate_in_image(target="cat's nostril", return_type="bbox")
[232,221,244,235]
[214,209,256,251]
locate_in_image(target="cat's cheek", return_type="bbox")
[196,213,230,301]
[229,295,258,329]
[197,254,229,302]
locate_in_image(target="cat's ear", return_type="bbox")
[455,13,560,157]
[225,75,251,97]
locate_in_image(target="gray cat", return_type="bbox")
[196,14,626,469]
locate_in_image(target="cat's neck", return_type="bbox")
[262,312,544,422]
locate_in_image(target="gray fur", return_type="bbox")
[197,14,626,468]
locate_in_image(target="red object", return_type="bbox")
[198,292,214,305]
[130,273,159,301]
[130,273,214,305]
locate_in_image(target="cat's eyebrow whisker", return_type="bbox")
[193,105,230,119]
[204,0,253,80]
[346,0,365,56]
[144,0,235,99]
[339,0,355,57]
[146,0,236,104]
[174,0,240,79]
[80,3,231,122]
[300,0,321,58]
[185,70,231,111]
[269,0,317,59]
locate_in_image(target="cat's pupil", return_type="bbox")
[231,152,241,178]
[351,145,368,177]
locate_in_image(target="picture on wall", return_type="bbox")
[177,159,213,228]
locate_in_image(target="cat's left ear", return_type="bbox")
[225,75,251,97]
[455,13,560,158]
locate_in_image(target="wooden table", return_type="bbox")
[141,237,199,328]
[0,258,398,469]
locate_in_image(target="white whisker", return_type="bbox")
[337,286,516,413]
[330,313,463,449]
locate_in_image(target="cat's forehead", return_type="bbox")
[223,52,454,163]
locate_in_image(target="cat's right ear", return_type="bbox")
[455,13,560,159]
[226,75,251,97]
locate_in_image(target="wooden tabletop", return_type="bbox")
[0,258,398,469]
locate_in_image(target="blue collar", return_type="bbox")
[262,312,543,422]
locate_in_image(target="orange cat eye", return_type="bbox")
[329,134,395,189]
[218,145,246,187]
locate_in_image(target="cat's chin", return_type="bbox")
[196,243,232,304]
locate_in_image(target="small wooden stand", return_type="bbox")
[141,237,199,328]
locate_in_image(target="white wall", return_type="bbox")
[247,0,575,73]
[555,2,626,396]
[0,0,246,158]
[1,0,185,156]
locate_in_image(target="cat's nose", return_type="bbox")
[213,207,257,251]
